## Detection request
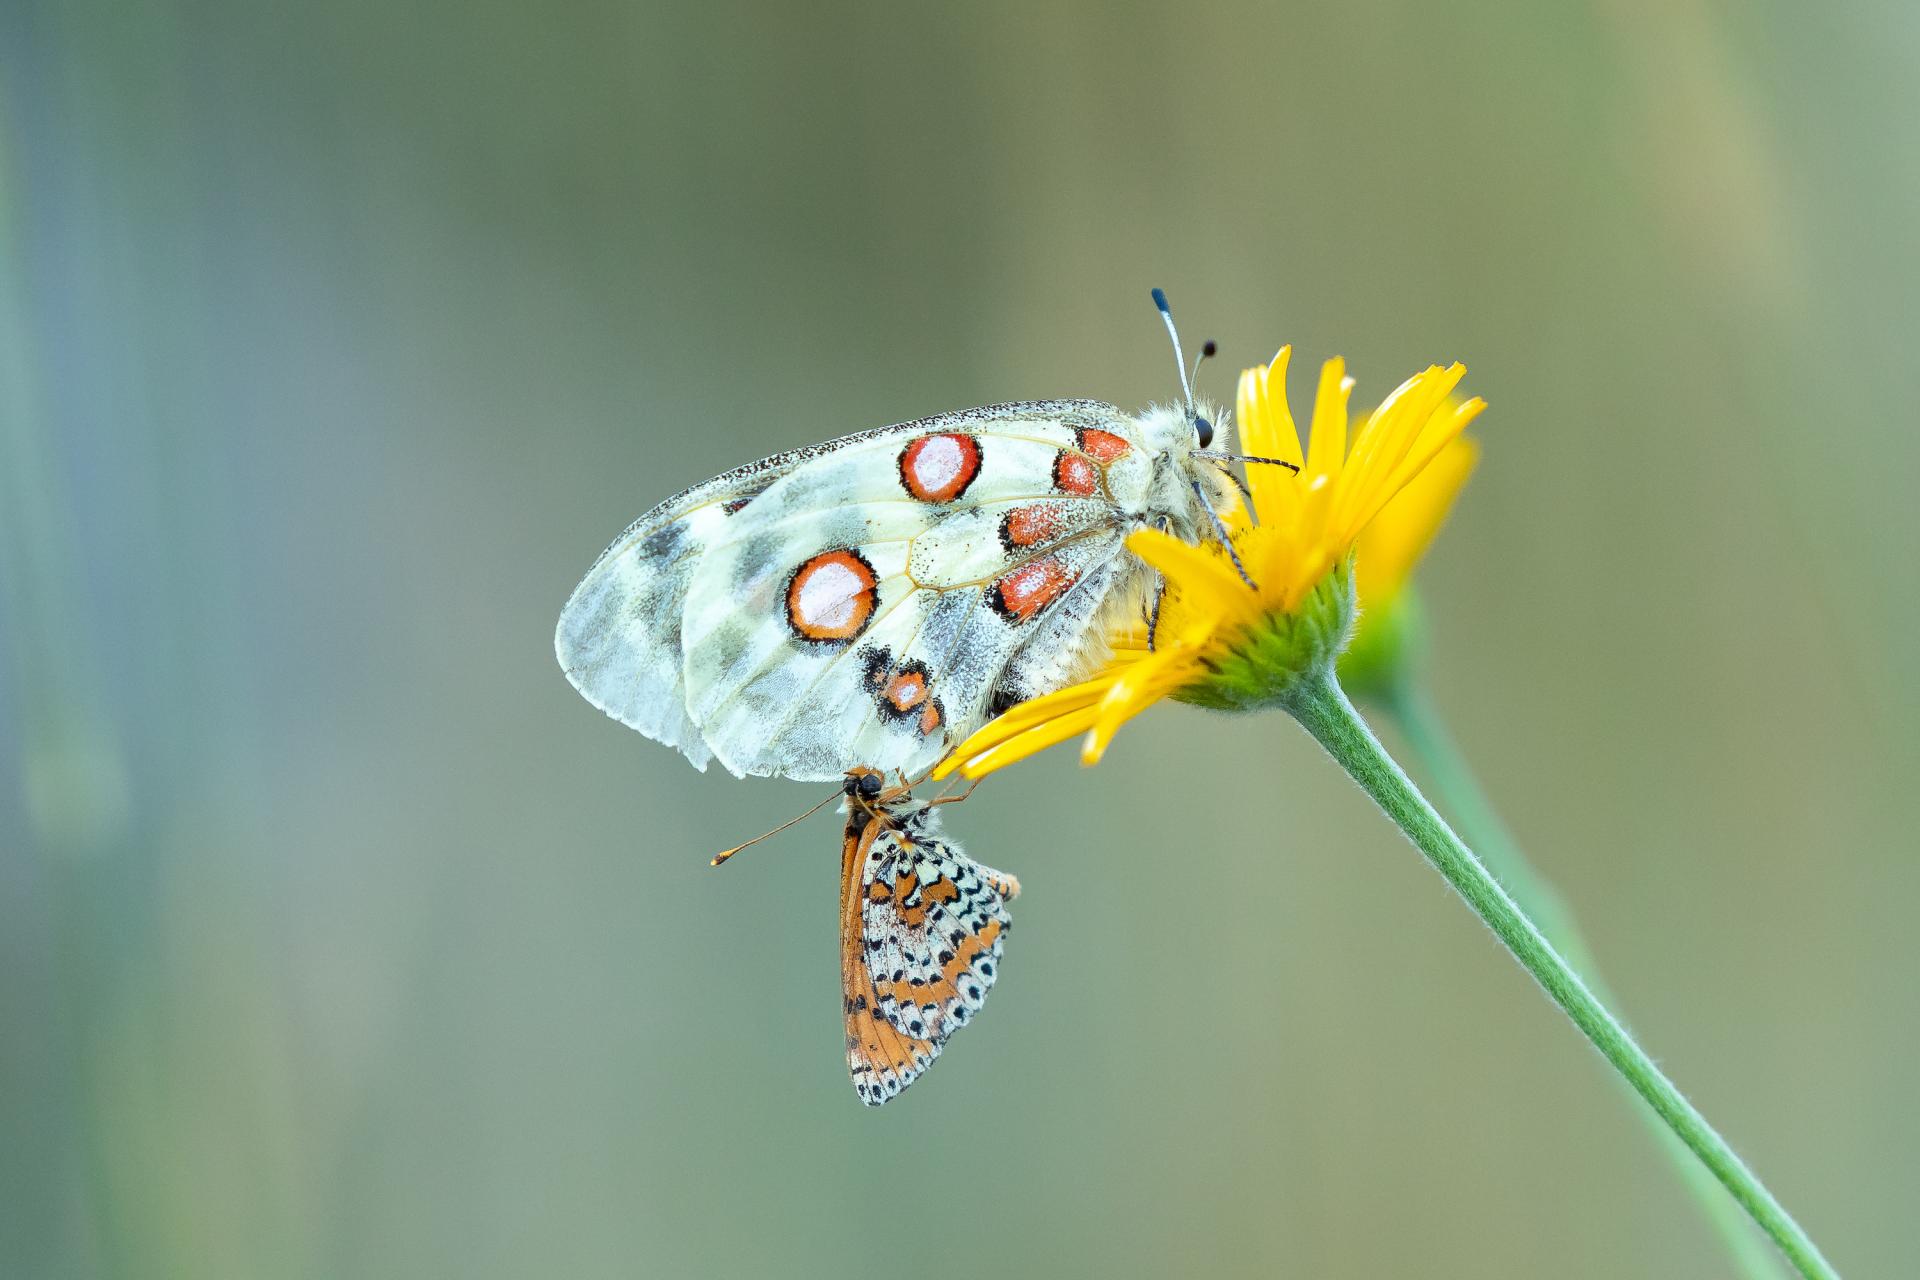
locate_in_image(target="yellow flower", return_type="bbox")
[1353,432,1478,609]
[935,348,1485,780]
[1339,430,1479,694]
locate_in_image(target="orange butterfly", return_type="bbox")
[837,768,1019,1105]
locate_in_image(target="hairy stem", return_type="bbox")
[1286,670,1838,1280]
[1381,681,1787,1280]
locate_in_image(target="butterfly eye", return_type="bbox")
[857,772,884,798]
[1193,415,1214,449]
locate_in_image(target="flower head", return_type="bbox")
[935,348,1484,780]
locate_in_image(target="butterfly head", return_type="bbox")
[1125,395,1241,547]
[844,767,887,802]
[842,767,937,836]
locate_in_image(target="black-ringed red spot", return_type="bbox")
[1076,427,1132,463]
[999,502,1065,551]
[898,432,982,503]
[882,665,930,715]
[1052,451,1097,496]
[785,549,878,643]
[871,658,944,734]
[988,556,1078,623]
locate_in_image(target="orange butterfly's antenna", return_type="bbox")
[710,787,841,867]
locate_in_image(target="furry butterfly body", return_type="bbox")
[555,397,1236,780]
[838,768,1018,1105]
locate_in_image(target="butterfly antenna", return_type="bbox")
[1151,287,1194,414]
[710,786,841,867]
[1197,450,1301,474]
[1189,338,1217,399]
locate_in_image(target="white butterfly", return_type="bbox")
[555,292,1279,781]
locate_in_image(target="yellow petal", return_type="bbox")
[1344,386,1474,540]
[1355,434,1479,604]
[931,684,1102,778]
[1334,364,1466,536]
[1088,649,1188,749]
[1304,357,1351,483]
[958,705,1103,779]
[1237,349,1304,526]
[1124,529,1257,616]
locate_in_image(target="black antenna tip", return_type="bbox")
[1201,340,1217,358]
[1151,287,1170,313]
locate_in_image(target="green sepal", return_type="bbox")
[1170,558,1356,712]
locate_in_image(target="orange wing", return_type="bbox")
[841,806,937,1105]
[838,771,1017,1106]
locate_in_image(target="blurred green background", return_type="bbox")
[3,1,1915,1276]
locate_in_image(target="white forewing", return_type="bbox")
[557,397,1233,780]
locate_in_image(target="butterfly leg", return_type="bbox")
[1145,577,1165,652]
[931,775,981,807]
[1200,455,1254,505]
[1190,479,1257,590]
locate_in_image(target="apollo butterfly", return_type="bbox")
[554,291,1293,781]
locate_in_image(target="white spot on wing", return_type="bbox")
[797,560,864,629]
[910,435,965,494]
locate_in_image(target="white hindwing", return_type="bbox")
[556,400,1190,780]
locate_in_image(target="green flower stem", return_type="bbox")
[1381,680,1787,1280]
[1284,670,1839,1280]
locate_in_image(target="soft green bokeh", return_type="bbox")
[3,2,1915,1277]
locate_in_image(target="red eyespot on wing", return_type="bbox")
[869,658,937,725]
[1076,428,1131,463]
[988,557,1078,623]
[898,433,982,503]
[917,697,944,737]
[883,669,928,713]
[999,503,1066,550]
[1052,451,1097,496]
[786,549,878,643]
